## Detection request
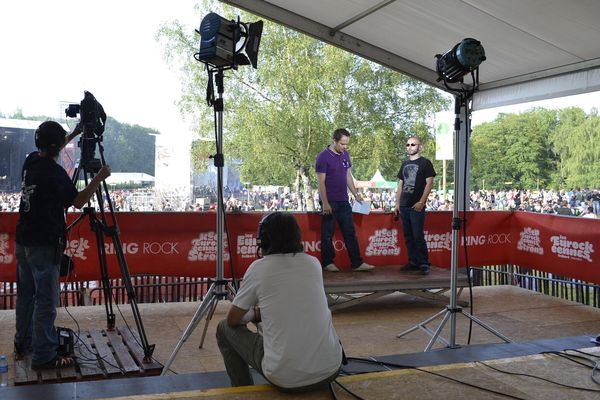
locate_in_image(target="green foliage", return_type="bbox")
[157,1,448,192]
[551,107,600,188]
[471,109,557,189]
[471,107,600,190]
[101,117,157,175]
[5,111,156,176]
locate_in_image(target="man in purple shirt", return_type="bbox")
[315,128,374,272]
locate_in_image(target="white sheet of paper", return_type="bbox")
[352,200,371,215]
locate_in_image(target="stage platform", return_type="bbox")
[324,265,468,310]
[1,285,599,399]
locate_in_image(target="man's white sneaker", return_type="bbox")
[353,263,375,272]
[324,264,340,272]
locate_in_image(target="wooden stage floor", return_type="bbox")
[1,283,600,399]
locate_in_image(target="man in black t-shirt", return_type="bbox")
[14,120,110,369]
[394,136,436,275]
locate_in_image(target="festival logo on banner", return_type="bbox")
[460,233,511,246]
[550,235,594,263]
[0,233,13,264]
[517,227,544,255]
[65,238,91,260]
[365,228,400,256]
[425,230,452,252]
[237,233,258,259]
[188,232,230,262]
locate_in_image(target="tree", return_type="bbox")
[470,109,558,190]
[5,111,157,176]
[101,117,157,176]
[157,2,448,209]
[551,107,600,188]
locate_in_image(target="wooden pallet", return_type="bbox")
[14,327,162,385]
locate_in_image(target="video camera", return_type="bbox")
[65,91,107,173]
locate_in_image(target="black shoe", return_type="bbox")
[400,263,420,272]
[419,264,430,275]
[14,343,31,361]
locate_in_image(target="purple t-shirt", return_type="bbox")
[315,147,351,202]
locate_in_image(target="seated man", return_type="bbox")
[216,212,342,391]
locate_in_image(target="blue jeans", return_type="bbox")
[399,207,429,266]
[321,201,363,269]
[14,243,60,365]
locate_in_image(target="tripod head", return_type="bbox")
[66,91,107,173]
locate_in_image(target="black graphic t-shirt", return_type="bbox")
[397,156,436,207]
[16,152,78,246]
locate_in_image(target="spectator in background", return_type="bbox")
[556,201,573,216]
[582,206,597,219]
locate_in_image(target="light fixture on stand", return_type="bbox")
[397,38,510,350]
[161,12,262,375]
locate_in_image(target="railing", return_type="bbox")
[1,276,214,309]
[471,265,600,308]
[2,267,599,309]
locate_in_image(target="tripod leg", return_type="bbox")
[87,208,116,329]
[198,294,219,349]
[397,308,447,338]
[424,311,452,351]
[161,284,219,376]
[460,311,511,343]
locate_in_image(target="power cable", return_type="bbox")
[461,95,475,344]
[345,356,528,400]
[544,349,600,386]
[330,379,367,400]
[479,355,600,392]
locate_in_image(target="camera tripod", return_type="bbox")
[67,133,155,362]
[161,67,237,375]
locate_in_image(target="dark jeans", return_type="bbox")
[14,244,60,365]
[399,207,429,266]
[321,201,363,268]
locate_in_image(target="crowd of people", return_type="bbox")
[2,186,599,217]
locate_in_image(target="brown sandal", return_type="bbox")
[32,355,75,370]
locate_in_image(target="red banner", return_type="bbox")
[511,212,598,283]
[0,211,598,283]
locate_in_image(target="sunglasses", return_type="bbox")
[406,143,418,147]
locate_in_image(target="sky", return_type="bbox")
[0,0,200,134]
[1,1,599,182]
[0,0,200,188]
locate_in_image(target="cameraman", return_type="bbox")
[14,120,111,369]
[216,212,342,392]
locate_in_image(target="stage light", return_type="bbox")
[435,38,486,83]
[196,12,263,69]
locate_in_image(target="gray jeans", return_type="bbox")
[216,319,340,392]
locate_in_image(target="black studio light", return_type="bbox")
[196,12,263,69]
[435,38,486,83]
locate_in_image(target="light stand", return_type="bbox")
[397,46,510,349]
[161,67,236,375]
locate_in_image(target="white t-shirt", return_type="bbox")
[232,252,342,388]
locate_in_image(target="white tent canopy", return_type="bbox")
[223,0,600,109]
[370,169,386,183]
